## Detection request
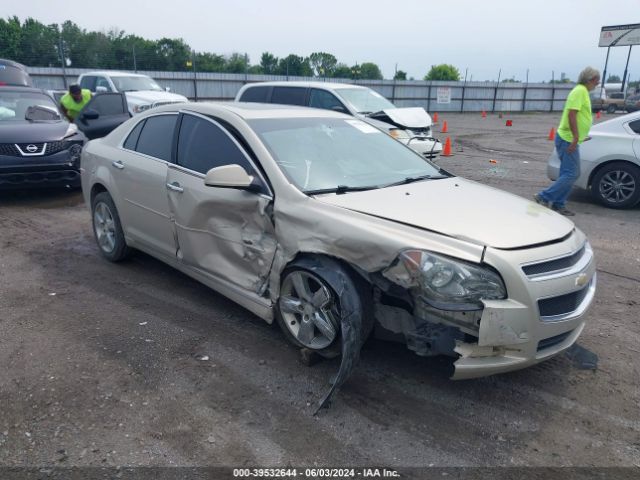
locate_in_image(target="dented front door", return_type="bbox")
[165,113,277,295]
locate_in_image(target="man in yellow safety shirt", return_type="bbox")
[59,84,92,122]
[534,66,600,216]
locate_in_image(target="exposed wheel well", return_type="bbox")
[588,160,639,187]
[90,183,108,205]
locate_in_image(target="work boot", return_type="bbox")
[552,205,575,216]
[533,194,549,207]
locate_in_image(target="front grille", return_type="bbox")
[522,245,586,277]
[538,284,591,318]
[0,143,20,156]
[0,170,79,185]
[15,143,46,155]
[46,140,70,155]
[537,331,572,351]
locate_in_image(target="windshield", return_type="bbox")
[336,88,396,114]
[0,91,61,122]
[111,75,163,92]
[249,117,444,194]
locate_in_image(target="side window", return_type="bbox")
[87,94,127,116]
[177,114,254,175]
[271,87,306,106]
[629,119,640,135]
[95,77,112,92]
[239,86,270,103]
[135,115,177,161]
[309,89,346,112]
[79,76,97,92]
[123,120,145,150]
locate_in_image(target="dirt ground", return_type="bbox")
[1,112,639,474]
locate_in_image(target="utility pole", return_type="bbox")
[58,36,68,89]
[133,45,137,72]
[191,50,198,101]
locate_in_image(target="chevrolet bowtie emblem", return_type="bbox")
[575,273,589,287]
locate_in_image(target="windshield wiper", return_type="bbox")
[305,184,381,195]
[382,174,447,188]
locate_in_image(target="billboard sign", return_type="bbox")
[599,24,640,47]
[436,87,451,104]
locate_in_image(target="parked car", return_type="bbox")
[0,58,33,87]
[80,101,595,392]
[235,81,442,158]
[0,86,85,189]
[547,111,640,209]
[591,91,626,113]
[625,93,640,113]
[77,71,187,115]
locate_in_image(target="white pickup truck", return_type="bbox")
[77,71,188,115]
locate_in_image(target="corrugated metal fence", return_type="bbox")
[27,67,574,112]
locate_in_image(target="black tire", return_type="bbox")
[275,256,369,356]
[591,162,640,209]
[606,104,616,114]
[91,191,131,261]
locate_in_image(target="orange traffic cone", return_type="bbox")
[481,110,487,118]
[548,127,555,140]
[505,119,513,127]
[433,112,439,123]
[441,137,452,156]
[596,111,601,119]
[441,120,448,133]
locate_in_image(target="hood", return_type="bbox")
[0,121,70,143]
[124,90,188,105]
[370,107,432,129]
[315,177,574,249]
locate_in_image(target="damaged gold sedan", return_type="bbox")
[80,102,596,408]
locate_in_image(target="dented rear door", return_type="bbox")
[166,113,276,294]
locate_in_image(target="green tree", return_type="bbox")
[424,64,460,81]
[156,37,191,71]
[0,16,23,60]
[309,51,337,77]
[18,18,58,66]
[359,62,383,80]
[393,70,407,80]
[332,63,352,79]
[501,77,521,83]
[194,51,226,72]
[607,74,621,83]
[275,54,311,77]
[225,53,249,73]
[259,52,278,74]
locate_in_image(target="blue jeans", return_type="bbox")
[539,135,581,208]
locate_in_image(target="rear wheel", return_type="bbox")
[91,192,131,261]
[591,162,640,209]
[606,104,616,114]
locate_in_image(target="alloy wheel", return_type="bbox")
[93,201,116,253]
[598,170,636,204]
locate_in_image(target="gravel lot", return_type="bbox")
[1,112,639,474]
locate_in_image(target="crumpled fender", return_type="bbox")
[289,256,373,414]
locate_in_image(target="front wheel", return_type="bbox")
[591,162,640,209]
[606,104,616,114]
[91,192,131,261]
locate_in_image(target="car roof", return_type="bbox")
[0,58,28,70]
[242,81,368,91]
[148,101,348,120]
[81,71,149,78]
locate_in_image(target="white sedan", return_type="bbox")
[547,111,640,209]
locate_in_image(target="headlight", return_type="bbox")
[398,250,507,310]
[132,104,152,113]
[68,143,82,165]
[389,128,410,140]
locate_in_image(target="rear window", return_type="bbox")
[239,86,270,103]
[0,64,32,87]
[271,87,306,106]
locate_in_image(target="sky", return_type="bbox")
[4,0,639,82]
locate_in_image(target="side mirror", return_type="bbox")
[82,109,100,120]
[204,164,256,190]
[96,86,108,93]
[165,86,171,92]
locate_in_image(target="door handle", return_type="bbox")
[111,160,124,170]
[166,182,184,193]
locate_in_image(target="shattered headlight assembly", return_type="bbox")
[388,128,411,140]
[68,143,83,166]
[398,250,507,311]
